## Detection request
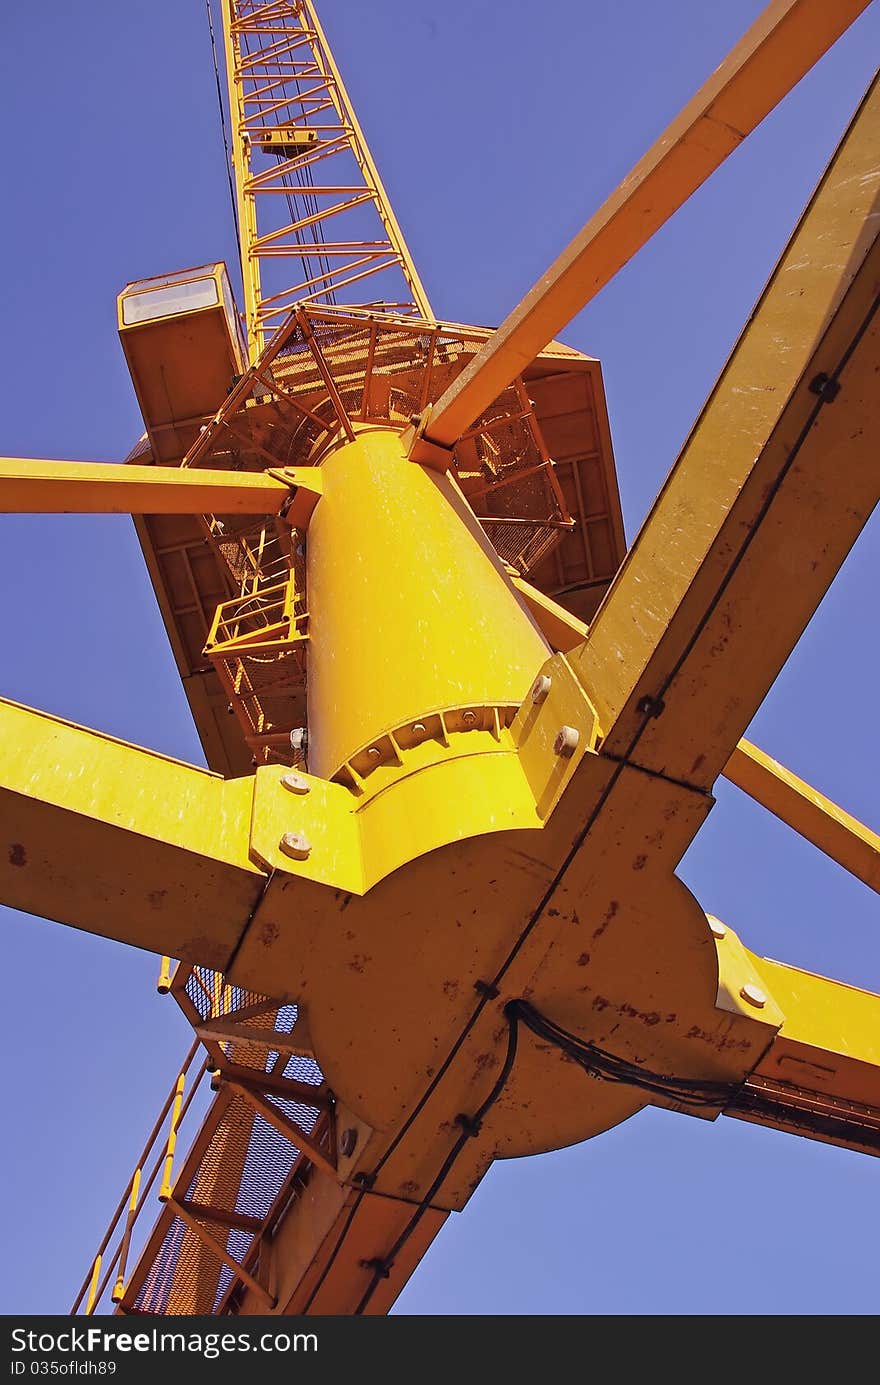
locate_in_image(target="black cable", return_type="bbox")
[353,1001,521,1315]
[515,1001,738,1109]
[205,0,241,253]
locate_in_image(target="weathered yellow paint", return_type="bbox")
[511,653,599,818]
[753,954,880,1079]
[0,697,263,966]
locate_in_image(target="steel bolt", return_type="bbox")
[279,831,312,861]
[553,725,579,758]
[462,710,477,725]
[740,983,766,1009]
[367,746,381,759]
[707,915,727,939]
[531,674,552,705]
[412,722,427,734]
[280,771,310,795]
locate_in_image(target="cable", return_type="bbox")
[205,0,241,252]
[351,997,737,1314]
[353,1001,520,1315]
[514,1001,738,1109]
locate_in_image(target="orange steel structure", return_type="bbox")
[1,0,879,1316]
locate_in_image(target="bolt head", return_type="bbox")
[740,983,766,1009]
[280,771,310,795]
[462,710,477,725]
[707,915,727,940]
[279,831,312,862]
[553,725,579,758]
[531,674,552,705]
[412,722,427,734]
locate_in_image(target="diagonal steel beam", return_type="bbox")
[414,0,872,459]
[570,72,880,789]
[725,741,880,892]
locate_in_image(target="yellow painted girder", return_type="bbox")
[572,72,880,790]
[726,939,880,1157]
[0,457,293,515]
[0,697,264,967]
[725,740,880,892]
[416,0,872,456]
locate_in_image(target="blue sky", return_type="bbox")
[0,0,878,1315]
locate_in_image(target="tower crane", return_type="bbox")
[0,0,878,1315]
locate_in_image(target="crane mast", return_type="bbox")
[0,0,878,1318]
[221,0,431,356]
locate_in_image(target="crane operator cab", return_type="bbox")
[118,263,247,464]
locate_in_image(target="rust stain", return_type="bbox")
[258,919,280,947]
[347,953,372,974]
[592,899,619,941]
[474,1051,496,1073]
[8,844,26,867]
[685,1023,751,1053]
[577,952,591,967]
[442,979,459,999]
[620,1001,661,1027]
[146,888,167,909]
[632,853,648,871]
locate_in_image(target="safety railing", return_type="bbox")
[74,955,331,1316]
[204,576,305,657]
[70,1039,212,1315]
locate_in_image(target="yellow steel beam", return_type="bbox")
[415,0,871,458]
[720,934,880,1157]
[725,740,880,892]
[0,458,292,515]
[510,575,589,653]
[570,72,880,790]
[0,697,264,965]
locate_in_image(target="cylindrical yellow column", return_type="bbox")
[306,430,550,781]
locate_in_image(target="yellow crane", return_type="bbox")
[0,0,878,1314]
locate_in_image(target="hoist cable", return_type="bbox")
[205,0,242,254]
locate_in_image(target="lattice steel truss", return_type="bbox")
[222,0,431,355]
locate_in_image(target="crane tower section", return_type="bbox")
[222,0,432,353]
